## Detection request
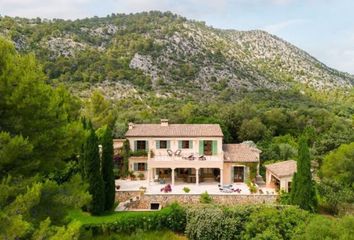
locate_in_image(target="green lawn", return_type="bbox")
[67,209,152,225]
[93,230,187,240]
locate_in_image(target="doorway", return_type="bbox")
[233,166,245,182]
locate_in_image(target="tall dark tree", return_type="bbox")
[101,126,115,210]
[290,135,317,212]
[121,140,131,177]
[84,123,105,215]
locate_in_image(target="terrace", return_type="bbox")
[115,179,276,195]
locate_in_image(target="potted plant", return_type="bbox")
[129,171,136,180]
[138,172,145,180]
[183,187,191,193]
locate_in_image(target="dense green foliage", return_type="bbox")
[0,38,90,239]
[318,142,354,214]
[295,215,354,240]
[93,230,187,240]
[82,123,105,215]
[79,203,186,235]
[290,136,318,212]
[101,126,116,211]
[185,205,309,240]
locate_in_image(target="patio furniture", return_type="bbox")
[187,175,196,183]
[183,154,195,160]
[167,149,173,157]
[175,149,182,157]
[159,179,165,184]
[198,155,206,161]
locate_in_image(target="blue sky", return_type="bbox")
[1,0,354,74]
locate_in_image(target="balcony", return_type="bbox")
[149,152,224,169]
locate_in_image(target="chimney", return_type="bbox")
[128,122,134,129]
[160,119,169,126]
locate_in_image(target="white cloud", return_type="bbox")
[0,0,94,19]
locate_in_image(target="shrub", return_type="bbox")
[295,215,354,240]
[186,205,258,240]
[278,190,291,204]
[138,173,145,180]
[242,206,310,240]
[246,180,258,194]
[199,191,212,203]
[130,150,148,157]
[183,187,190,193]
[84,203,186,235]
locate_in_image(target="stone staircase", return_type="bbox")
[115,196,140,211]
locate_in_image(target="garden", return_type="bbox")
[69,203,354,240]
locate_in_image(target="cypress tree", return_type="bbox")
[101,126,115,210]
[290,135,317,212]
[121,140,130,177]
[85,123,105,215]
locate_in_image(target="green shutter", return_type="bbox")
[134,141,137,151]
[156,140,160,149]
[189,140,193,149]
[178,140,182,149]
[212,141,217,155]
[231,167,234,183]
[145,141,149,151]
[144,163,147,171]
[134,163,138,171]
[245,167,248,182]
[199,140,204,155]
[167,140,170,149]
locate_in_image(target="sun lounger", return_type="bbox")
[167,149,173,157]
[175,149,182,157]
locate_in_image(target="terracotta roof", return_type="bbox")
[265,160,297,178]
[125,124,223,137]
[223,144,261,163]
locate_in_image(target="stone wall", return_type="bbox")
[116,191,277,209]
[116,190,142,203]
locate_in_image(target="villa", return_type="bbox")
[125,119,263,186]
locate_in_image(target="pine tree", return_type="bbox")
[84,123,105,215]
[101,126,115,211]
[290,135,317,212]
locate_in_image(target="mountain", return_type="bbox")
[0,11,353,100]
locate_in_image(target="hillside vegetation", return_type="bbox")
[0,11,353,101]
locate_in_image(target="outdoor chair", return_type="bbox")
[174,149,182,157]
[167,149,173,157]
[198,155,206,161]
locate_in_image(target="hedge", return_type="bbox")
[82,203,186,235]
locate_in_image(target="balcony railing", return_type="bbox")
[151,153,223,162]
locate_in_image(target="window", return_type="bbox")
[134,162,147,171]
[159,140,167,149]
[138,163,146,171]
[182,140,190,149]
[136,140,146,150]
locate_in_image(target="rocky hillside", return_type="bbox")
[1,11,353,100]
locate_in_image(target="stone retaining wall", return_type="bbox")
[115,190,142,203]
[116,191,277,209]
